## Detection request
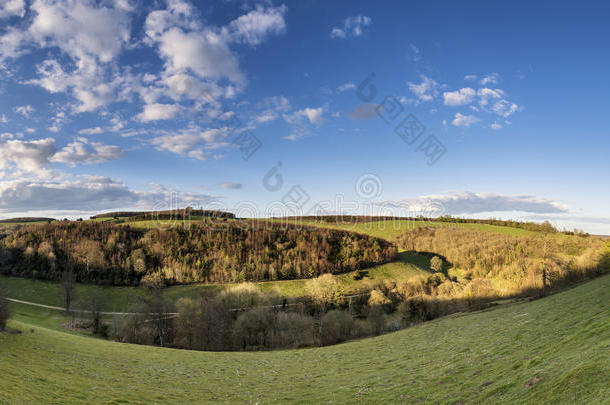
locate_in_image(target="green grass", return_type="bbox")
[0,276,145,312]
[280,219,536,243]
[0,251,428,311]
[1,273,608,404]
[0,220,51,227]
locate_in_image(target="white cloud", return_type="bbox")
[294,107,324,124]
[407,75,438,102]
[464,74,477,81]
[152,27,244,85]
[480,73,500,85]
[224,5,287,46]
[0,0,25,19]
[0,0,132,112]
[15,104,34,117]
[0,137,56,175]
[136,103,181,122]
[0,114,7,123]
[28,0,131,64]
[0,176,215,213]
[0,27,29,59]
[491,99,519,118]
[331,15,371,39]
[337,82,356,92]
[78,126,104,135]
[252,95,291,124]
[443,87,475,106]
[452,113,479,127]
[283,106,324,140]
[477,87,504,106]
[476,88,520,118]
[0,136,123,175]
[145,2,286,89]
[490,122,502,130]
[51,137,123,165]
[151,126,231,160]
[376,191,570,215]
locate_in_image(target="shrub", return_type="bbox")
[320,310,353,345]
[112,291,175,347]
[174,297,230,351]
[232,307,276,350]
[363,305,386,335]
[218,283,266,310]
[306,274,344,311]
[272,312,315,348]
[367,289,391,308]
[430,256,443,273]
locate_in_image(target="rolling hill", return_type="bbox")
[1,272,608,404]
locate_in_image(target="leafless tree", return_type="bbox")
[0,285,9,331]
[61,262,76,315]
[86,290,105,334]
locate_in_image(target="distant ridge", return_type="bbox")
[0,217,55,224]
[90,208,235,220]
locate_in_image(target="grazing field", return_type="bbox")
[1,273,608,403]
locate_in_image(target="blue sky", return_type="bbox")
[0,0,609,233]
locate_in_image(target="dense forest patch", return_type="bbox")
[0,221,396,286]
[397,226,605,292]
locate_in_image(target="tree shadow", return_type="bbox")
[398,251,453,273]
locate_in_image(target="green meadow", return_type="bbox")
[1,273,608,404]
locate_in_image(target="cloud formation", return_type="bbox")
[443,87,475,106]
[407,75,439,102]
[52,137,124,165]
[376,191,569,215]
[331,15,371,39]
[452,113,479,127]
[0,0,25,19]
[0,176,215,213]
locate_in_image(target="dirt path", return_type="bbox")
[6,298,176,316]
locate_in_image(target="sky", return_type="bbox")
[0,0,609,233]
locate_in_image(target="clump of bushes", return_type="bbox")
[306,274,345,311]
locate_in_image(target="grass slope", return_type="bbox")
[282,219,537,242]
[1,274,608,404]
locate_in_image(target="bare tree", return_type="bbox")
[61,262,77,315]
[146,289,174,347]
[0,284,9,331]
[87,290,105,334]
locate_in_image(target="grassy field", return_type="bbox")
[280,219,537,241]
[0,251,428,311]
[1,273,608,403]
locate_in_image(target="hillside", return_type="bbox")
[1,273,608,403]
[0,217,54,224]
[0,220,396,286]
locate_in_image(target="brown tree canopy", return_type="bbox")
[0,220,396,286]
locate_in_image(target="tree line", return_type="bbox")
[0,221,397,286]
